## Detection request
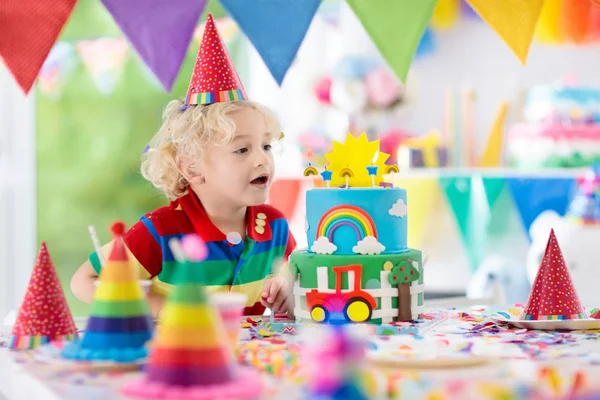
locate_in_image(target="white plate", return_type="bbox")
[492,317,600,331]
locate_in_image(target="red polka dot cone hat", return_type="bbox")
[184,13,247,106]
[520,229,587,321]
[10,243,78,350]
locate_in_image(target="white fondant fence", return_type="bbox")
[294,265,425,323]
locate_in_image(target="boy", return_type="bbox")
[71,14,296,318]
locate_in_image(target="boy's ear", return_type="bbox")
[178,156,205,185]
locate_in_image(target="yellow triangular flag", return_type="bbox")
[477,101,509,167]
[535,0,563,44]
[466,0,545,63]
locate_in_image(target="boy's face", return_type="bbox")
[199,107,275,207]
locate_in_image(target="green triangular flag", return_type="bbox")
[482,177,505,209]
[346,0,437,82]
[439,177,490,273]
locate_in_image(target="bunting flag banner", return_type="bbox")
[193,16,240,46]
[101,0,208,92]
[535,0,564,43]
[439,176,490,273]
[466,0,545,64]
[0,0,77,94]
[506,177,577,239]
[562,0,592,43]
[346,0,438,83]
[75,38,129,95]
[431,0,461,30]
[482,177,505,210]
[38,42,78,99]
[219,0,321,85]
[395,177,440,250]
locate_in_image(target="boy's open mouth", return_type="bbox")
[250,174,269,187]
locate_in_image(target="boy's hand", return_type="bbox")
[261,276,290,314]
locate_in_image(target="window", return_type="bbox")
[0,66,36,322]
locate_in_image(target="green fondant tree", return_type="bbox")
[388,261,420,321]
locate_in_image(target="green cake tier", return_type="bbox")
[289,249,424,325]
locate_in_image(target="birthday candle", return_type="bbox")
[384,164,400,175]
[320,166,332,188]
[339,167,354,189]
[366,165,378,187]
[303,164,318,188]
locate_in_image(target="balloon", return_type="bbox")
[329,78,367,114]
[314,75,333,105]
[365,67,401,108]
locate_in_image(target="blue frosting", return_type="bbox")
[528,86,600,105]
[306,188,408,255]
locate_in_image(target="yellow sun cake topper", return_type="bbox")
[325,133,390,187]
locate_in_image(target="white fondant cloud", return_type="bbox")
[353,236,385,255]
[388,199,407,218]
[311,236,338,254]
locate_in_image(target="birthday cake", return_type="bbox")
[289,134,424,325]
[507,84,600,168]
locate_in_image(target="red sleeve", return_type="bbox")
[123,216,163,278]
[284,228,297,260]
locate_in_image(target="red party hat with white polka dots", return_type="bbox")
[520,229,587,321]
[10,243,78,350]
[184,13,247,106]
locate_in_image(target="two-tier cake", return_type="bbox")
[289,134,424,324]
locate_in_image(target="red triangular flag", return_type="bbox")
[591,309,600,319]
[184,13,248,106]
[10,243,78,349]
[521,229,587,321]
[0,0,77,94]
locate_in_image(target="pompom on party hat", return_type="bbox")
[10,243,78,350]
[121,234,263,400]
[61,222,153,362]
[184,13,247,106]
[520,229,587,321]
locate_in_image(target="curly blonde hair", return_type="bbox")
[141,99,282,199]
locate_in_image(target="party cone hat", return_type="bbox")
[184,13,247,106]
[566,164,600,226]
[520,229,587,320]
[122,235,262,400]
[62,222,153,362]
[10,243,78,350]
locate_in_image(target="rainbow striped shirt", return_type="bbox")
[90,191,296,315]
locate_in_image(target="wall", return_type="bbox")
[245,5,600,294]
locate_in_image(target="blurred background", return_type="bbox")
[2,0,600,317]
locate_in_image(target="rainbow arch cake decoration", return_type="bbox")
[317,205,378,243]
[292,133,424,324]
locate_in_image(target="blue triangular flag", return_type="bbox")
[219,0,320,85]
[506,177,577,239]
